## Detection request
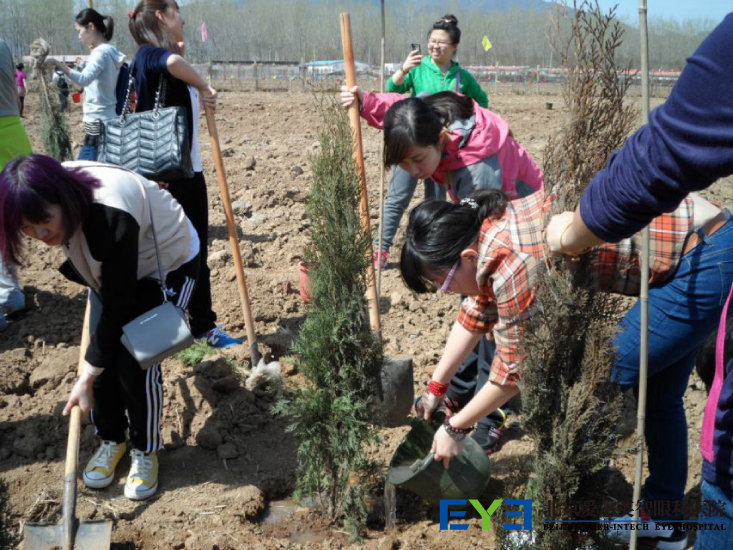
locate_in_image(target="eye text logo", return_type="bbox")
[439,499,532,531]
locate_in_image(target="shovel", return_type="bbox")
[23,301,112,550]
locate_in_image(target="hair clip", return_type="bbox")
[460,198,478,210]
[128,10,136,19]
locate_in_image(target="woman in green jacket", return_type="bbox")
[387,15,488,107]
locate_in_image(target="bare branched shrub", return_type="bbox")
[506,3,638,548]
[544,2,637,210]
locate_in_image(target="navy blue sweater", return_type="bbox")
[131,45,194,150]
[580,13,733,242]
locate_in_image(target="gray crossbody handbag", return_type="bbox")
[120,195,194,369]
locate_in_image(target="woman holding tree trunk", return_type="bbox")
[128,0,242,348]
[342,83,544,457]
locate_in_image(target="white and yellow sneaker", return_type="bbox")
[124,449,158,500]
[83,440,127,489]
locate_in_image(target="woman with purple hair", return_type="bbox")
[0,155,200,501]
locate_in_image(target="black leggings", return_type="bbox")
[166,172,217,336]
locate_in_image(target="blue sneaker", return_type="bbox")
[204,325,243,348]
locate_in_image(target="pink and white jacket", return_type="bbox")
[359,91,544,200]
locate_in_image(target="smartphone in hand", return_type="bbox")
[411,43,421,55]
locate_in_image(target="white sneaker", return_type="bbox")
[607,509,687,549]
[124,449,159,500]
[83,440,127,489]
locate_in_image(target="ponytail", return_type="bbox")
[424,92,474,125]
[75,8,114,41]
[101,16,115,41]
[383,92,475,168]
[128,0,181,53]
[400,190,507,293]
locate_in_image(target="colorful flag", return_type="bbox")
[201,22,208,43]
[482,35,492,52]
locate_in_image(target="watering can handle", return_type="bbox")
[411,453,436,473]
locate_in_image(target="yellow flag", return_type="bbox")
[482,36,492,52]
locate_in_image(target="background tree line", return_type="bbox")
[0,0,718,70]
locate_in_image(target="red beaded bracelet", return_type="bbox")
[427,380,449,396]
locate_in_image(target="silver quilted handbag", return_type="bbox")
[98,68,193,182]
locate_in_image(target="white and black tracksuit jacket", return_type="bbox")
[58,162,199,451]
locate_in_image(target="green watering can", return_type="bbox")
[387,410,490,504]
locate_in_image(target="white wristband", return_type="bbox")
[82,361,104,377]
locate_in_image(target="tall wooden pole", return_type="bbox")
[630,1,650,548]
[376,1,386,295]
[340,13,381,333]
[204,106,261,365]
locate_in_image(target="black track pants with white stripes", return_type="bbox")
[90,256,199,453]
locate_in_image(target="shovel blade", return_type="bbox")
[23,520,112,550]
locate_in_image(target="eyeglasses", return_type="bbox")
[438,261,459,293]
[428,40,454,48]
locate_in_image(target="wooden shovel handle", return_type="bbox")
[64,301,90,478]
[60,299,91,549]
[203,106,261,364]
[340,13,381,334]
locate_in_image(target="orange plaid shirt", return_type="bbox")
[457,192,694,386]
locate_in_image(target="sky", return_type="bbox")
[595,0,731,23]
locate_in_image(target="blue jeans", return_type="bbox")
[77,144,98,161]
[376,166,446,253]
[695,479,733,549]
[0,259,24,331]
[613,217,733,518]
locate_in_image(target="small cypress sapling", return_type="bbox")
[275,97,382,536]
